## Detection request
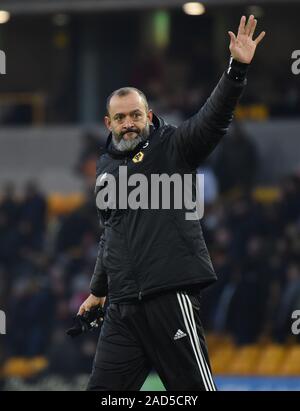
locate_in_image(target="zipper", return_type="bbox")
[122,163,142,300]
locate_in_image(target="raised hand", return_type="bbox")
[228,15,266,64]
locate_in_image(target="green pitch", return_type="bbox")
[141,373,165,391]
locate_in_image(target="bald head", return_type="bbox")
[106,87,149,116]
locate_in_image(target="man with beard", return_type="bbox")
[78,15,265,391]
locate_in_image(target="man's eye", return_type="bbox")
[133,113,141,118]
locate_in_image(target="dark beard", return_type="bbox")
[112,123,150,152]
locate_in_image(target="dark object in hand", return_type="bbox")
[66,306,104,338]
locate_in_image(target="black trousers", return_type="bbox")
[87,291,216,391]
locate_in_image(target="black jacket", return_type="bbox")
[90,69,247,303]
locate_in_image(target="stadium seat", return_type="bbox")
[48,193,85,216]
[279,345,300,376]
[211,346,236,374]
[226,345,262,375]
[1,357,49,378]
[255,344,287,375]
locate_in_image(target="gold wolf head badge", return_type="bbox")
[132,151,144,163]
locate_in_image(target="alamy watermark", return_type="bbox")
[0,50,6,74]
[0,310,6,334]
[96,167,205,220]
[291,50,300,75]
[291,310,300,335]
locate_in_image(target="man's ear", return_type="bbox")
[104,116,112,131]
[147,110,153,124]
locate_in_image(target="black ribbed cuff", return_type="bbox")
[91,289,106,298]
[226,56,249,82]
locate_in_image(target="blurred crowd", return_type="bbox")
[2,41,300,126]
[128,48,300,123]
[0,181,100,376]
[201,173,300,345]
[0,128,300,379]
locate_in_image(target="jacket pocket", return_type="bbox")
[103,226,125,270]
[170,215,200,256]
[171,216,194,256]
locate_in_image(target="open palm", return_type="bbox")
[228,15,266,64]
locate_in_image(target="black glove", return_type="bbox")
[66,305,105,338]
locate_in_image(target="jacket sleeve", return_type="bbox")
[90,230,108,297]
[164,67,247,170]
[90,157,108,298]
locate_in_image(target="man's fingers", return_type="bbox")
[249,19,257,38]
[254,31,266,45]
[245,15,255,36]
[237,15,246,36]
[228,31,236,45]
[78,305,89,315]
[78,305,84,315]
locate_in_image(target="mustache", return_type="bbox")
[121,127,140,136]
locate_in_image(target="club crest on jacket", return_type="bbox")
[132,151,144,163]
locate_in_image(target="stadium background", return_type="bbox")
[0,0,300,391]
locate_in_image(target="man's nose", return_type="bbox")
[123,117,134,129]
